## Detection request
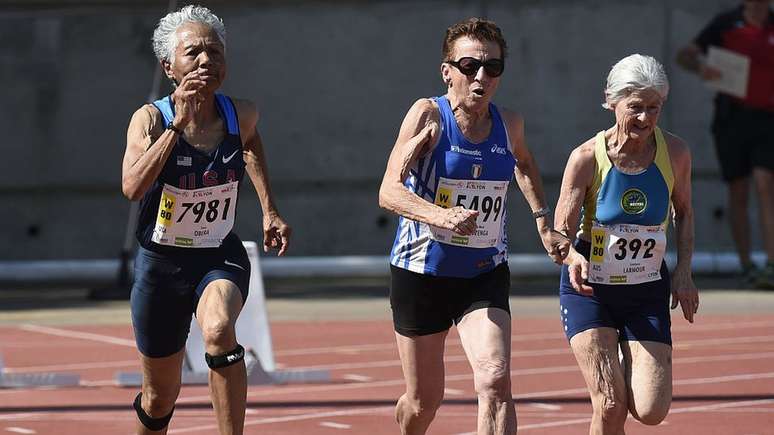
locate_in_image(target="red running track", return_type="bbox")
[1,314,773,434]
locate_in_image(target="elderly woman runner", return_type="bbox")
[379,18,566,435]
[554,54,699,433]
[121,5,290,434]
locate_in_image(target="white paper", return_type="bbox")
[705,46,750,98]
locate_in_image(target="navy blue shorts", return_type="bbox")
[559,239,672,346]
[130,233,250,358]
[390,262,511,337]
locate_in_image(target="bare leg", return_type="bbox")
[753,168,774,261]
[136,349,185,435]
[394,330,448,435]
[569,328,628,435]
[728,178,752,267]
[457,308,516,435]
[620,341,672,425]
[196,279,246,435]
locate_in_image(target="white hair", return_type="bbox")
[602,54,669,109]
[152,4,226,63]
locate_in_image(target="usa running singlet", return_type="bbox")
[390,96,517,278]
[578,128,674,285]
[135,94,246,251]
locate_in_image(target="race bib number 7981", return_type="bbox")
[152,181,238,248]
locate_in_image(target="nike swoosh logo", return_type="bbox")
[222,149,240,164]
[224,259,245,270]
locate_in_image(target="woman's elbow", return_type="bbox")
[378,183,396,211]
[121,179,143,201]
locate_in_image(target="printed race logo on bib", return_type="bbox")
[588,222,665,285]
[152,181,238,248]
[430,177,507,249]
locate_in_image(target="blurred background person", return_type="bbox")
[676,0,774,288]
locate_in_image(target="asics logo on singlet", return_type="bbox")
[450,145,482,157]
[490,144,508,155]
[222,150,240,164]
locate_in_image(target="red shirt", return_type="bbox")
[695,5,774,111]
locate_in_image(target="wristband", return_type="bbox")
[166,121,183,136]
[531,207,551,219]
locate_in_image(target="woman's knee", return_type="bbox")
[142,382,180,416]
[630,398,671,425]
[472,357,511,401]
[593,392,629,426]
[401,389,444,418]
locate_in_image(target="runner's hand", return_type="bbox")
[539,229,571,264]
[670,266,699,323]
[171,69,207,129]
[436,206,479,236]
[263,212,291,256]
[699,64,722,81]
[566,250,593,295]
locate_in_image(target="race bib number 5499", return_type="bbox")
[429,177,508,248]
[152,181,238,248]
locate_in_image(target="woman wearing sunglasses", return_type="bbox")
[121,5,290,434]
[379,17,566,435]
[554,54,698,433]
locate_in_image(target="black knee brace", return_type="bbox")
[205,344,245,369]
[133,392,174,431]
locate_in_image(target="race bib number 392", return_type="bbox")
[429,177,508,249]
[151,181,238,248]
[588,222,666,285]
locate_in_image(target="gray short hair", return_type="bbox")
[152,5,226,63]
[602,54,669,109]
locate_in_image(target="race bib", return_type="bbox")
[588,222,666,285]
[151,181,238,248]
[429,177,508,248]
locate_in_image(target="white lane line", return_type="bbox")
[18,324,135,347]
[676,372,774,386]
[444,388,465,396]
[341,374,372,382]
[455,398,774,434]
[670,398,774,414]
[281,336,774,373]
[168,406,392,434]
[272,320,774,357]
[57,350,774,397]
[528,402,562,411]
[319,421,351,429]
[676,335,774,348]
[2,360,138,373]
[0,415,37,422]
[5,428,36,434]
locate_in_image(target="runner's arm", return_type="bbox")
[378,99,449,226]
[235,98,291,255]
[503,111,551,234]
[554,140,595,241]
[121,105,176,200]
[667,133,698,322]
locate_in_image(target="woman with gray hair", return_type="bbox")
[553,54,698,432]
[122,5,290,434]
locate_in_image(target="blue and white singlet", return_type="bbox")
[135,94,246,252]
[389,96,517,278]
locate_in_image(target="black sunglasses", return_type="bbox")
[446,57,505,77]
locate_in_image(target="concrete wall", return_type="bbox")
[0,0,755,260]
